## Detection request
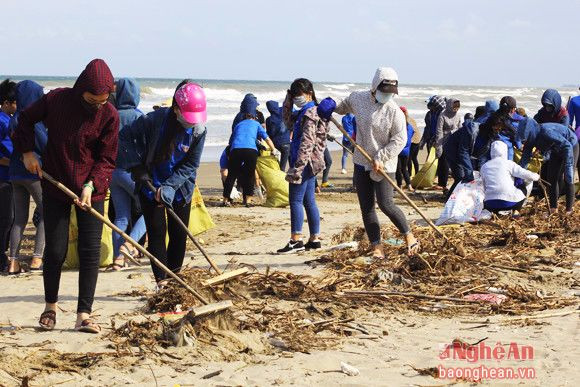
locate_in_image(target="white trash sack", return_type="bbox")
[436,172,491,226]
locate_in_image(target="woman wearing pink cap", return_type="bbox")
[118,80,207,285]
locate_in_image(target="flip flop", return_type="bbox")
[104,259,128,272]
[75,319,101,334]
[39,310,56,331]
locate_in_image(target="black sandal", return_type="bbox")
[39,310,57,331]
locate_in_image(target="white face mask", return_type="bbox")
[293,96,308,108]
[176,111,194,129]
[375,91,394,104]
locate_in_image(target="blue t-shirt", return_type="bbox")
[230,119,268,151]
[0,112,14,182]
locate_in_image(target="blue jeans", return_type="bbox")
[289,167,320,235]
[109,169,147,257]
[341,144,354,170]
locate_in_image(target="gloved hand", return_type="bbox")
[327,134,336,142]
[272,148,281,160]
[130,165,152,185]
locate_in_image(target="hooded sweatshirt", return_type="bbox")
[435,98,462,157]
[265,100,290,146]
[13,59,119,202]
[474,100,499,124]
[232,94,260,130]
[443,120,479,182]
[335,67,407,178]
[567,94,580,134]
[8,80,48,180]
[115,78,143,163]
[420,95,445,147]
[481,141,539,203]
[116,78,142,131]
[517,118,578,184]
[534,89,569,127]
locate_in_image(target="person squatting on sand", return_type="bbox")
[7,80,48,274]
[481,141,540,216]
[108,78,148,271]
[13,59,119,334]
[277,78,335,254]
[334,67,420,259]
[119,81,207,286]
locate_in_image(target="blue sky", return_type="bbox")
[2,0,578,87]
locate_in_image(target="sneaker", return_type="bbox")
[304,240,322,250]
[341,169,347,175]
[321,182,334,188]
[277,240,305,254]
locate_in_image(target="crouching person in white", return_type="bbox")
[480,141,539,216]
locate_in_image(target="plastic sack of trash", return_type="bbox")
[411,148,438,189]
[513,149,542,174]
[188,186,215,236]
[435,172,491,225]
[64,193,113,269]
[256,155,289,208]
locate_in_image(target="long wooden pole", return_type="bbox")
[146,182,222,275]
[330,116,463,255]
[42,171,211,305]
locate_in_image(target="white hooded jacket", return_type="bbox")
[481,141,539,203]
[335,67,406,180]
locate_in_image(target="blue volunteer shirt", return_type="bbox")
[230,119,268,151]
[0,111,14,182]
[143,123,194,203]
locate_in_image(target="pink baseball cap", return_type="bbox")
[174,83,207,124]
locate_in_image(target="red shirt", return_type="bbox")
[12,59,119,202]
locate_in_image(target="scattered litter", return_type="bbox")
[326,242,359,251]
[464,293,507,305]
[526,234,539,240]
[340,362,360,376]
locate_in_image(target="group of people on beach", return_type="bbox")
[0,59,579,333]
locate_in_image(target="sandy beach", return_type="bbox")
[0,151,579,387]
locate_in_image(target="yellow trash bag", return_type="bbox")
[513,149,543,174]
[411,148,438,189]
[63,194,113,269]
[188,186,215,236]
[256,154,289,208]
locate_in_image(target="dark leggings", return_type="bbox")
[437,153,450,188]
[396,155,411,187]
[545,143,579,211]
[407,143,420,176]
[140,194,191,283]
[0,181,14,271]
[354,167,410,245]
[223,148,258,199]
[322,148,332,183]
[43,196,104,314]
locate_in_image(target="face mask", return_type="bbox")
[293,96,308,108]
[176,113,194,129]
[375,91,394,104]
[81,99,102,114]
